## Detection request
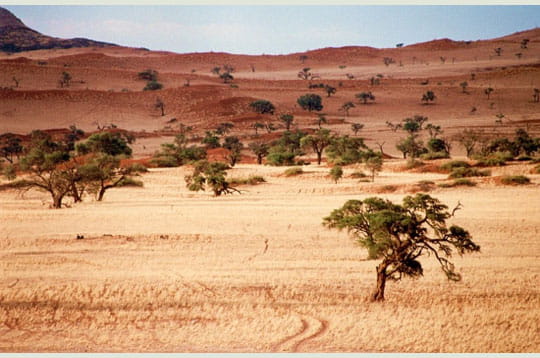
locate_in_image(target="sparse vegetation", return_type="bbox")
[329,165,343,183]
[500,175,530,185]
[283,166,303,177]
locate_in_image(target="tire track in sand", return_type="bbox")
[272,315,328,352]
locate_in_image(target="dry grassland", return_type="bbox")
[1,162,539,352]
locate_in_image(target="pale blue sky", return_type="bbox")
[4,5,540,55]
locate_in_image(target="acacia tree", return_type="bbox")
[356,91,375,105]
[484,87,494,100]
[421,90,436,104]
[0,133,23,163]
[252,122,265,135]
[185,160,240,196]
[387,115,429,159]
[222,136,244,167]
[460,81,468,94]
[323,194,480,301]
[364,151,383,182]
[533,88,539,103]
[351,123,364,136]
[340,101,355,116]
[155,98,165,116]
[324,85,337,97]
[279,114,294,130]
[300,128,334,165]
[250,100,275,115]
[248,142,269,165]
[297,93,323,112]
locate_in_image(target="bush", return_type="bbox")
[440,160,471,172]
[350,170,368,178]
[116,178,144,187]
[143,80,163,91]
[266,150,296,166]
[438,179,476,188]
[128,163,148,173]
[3,164,16,180]
[151,155,180,168]
[330,165,343,183]
[532,164,540,174]
[405,159,425,169]
[229,176,266,185]
[283,167,303,177]
[500,175,530,185]
[449,167,490,179]
[516,155,532,161]
[421,151,450,160]
[0,179,32,191]
[475,153,509,167]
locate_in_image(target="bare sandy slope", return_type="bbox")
[1,162,539,352]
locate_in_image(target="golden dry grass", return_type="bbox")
[1,162,539,352]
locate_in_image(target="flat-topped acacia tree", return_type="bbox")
[324,193,480,301]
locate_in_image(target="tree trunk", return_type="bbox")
[97,186,106,201]
[316,151,322,165]
[371,263,388,302]
[52,194,63,209]
[257,155,263,165]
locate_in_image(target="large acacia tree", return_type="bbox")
[324,194,480,301]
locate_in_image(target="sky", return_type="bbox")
[4,5,540,55]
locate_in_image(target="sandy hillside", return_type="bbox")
[1,22,540,352]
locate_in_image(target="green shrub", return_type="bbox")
[449,167,490,179]
[421,151,450,160]
[533,164,540,174]
[283,167,303,177]
[500,175,530,185]
[151,155,179,168]
[128,163,148,173]
[116,178,144,187]
[405,159,425,169]
[475,155,507,167]
[438,179,476,188]
[330,165,343,183]
[440,160,471,171]
[266,150,296,166]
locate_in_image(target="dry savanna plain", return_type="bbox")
[1,18,540,352]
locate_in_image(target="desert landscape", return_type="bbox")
[0,6,539,352]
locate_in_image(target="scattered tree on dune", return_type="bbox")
[250,100,275,115]
[356,91,375,105]
[340,101,355,116]
[185,160,239,197]
[351,123,364,136]
[484,87,494,100]
[297,93,323,112]
[279,114,295,131]
[421,90,436,105]
[222,136,244,167]
[248,142,269,165]
[300,128,335,165]
[155,98,165,116]
[323,194,480,301]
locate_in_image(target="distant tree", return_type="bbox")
[388,115,429,159]
[185,160,239,196]
[323,194,480,301]
[454,129,482,158]
[396,43,404,48]
[155,98,165,116]
[299,55,308,64]
[521,39,529,49]
[515,53,523,59]
[250,100,275,115]
[460,81,468,94]
[223,64,235,73]
[494,47,502,56]
[59,71,72,88]
[252,122,265,135]
[356,91,375,105]
[425,123,442,139]
[484,87,494,100]
[12,77,19,88]
[0,133,23,164]
[325,135,367,165]
[216,122,234,136]
[220,72,234,84]
[324,85,337,97]
[211,66,221,75]
[248,142,270,165]
[351,123,364,136]
[138,69,158,81]
[346,73,355,80]
[78,132,133,157]
[222,136,244,167]
[329,165,343,184]
[143,80,163,91]
[533,88,539,103]
[264,122,276,133]
[340,101,355,116]
[370,77,381,86]
[364,151,383,182]
[201,131,221,149]
[297,93,323,112]
[421,90,436,104]
[279,114,295,130]
[301,128,335,165]
[297,67,318,81]
[315,114,328,129]
[383,57,395,66]
[440,56,446,64]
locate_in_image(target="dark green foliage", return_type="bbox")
[220,72,234,83]
[356,91,375,104]
[266,148,296,166]
[222,136,244,167]
[421,90,436,104]
[216,122,234,136]
[323,194,480,301]
[297,93,323,112]
[143,80,163,91]
[427,138,448,154]
[266,130,307,166]
[341,102,355,117]
[64,125,85,151]
[279,114,294,130]
[250,100,275,115]
[439,179,477,188]
[421,151,450,160]
[300,128,335,165]
[475,153,510,167]
[248,142,269,165]
[325,135,367,165]
[79,132,132,157]
[500,175,530,185]
[138,69,158,81]
[330,165,343,183]
[184,160,239,196]
[324,85,337,97]
[0,133,23,163]
[364,151,383,182]
[201,131,221,149]
[448,167,490,179]
[152,134,207,167]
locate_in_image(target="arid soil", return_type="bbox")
[1,27,540,352]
